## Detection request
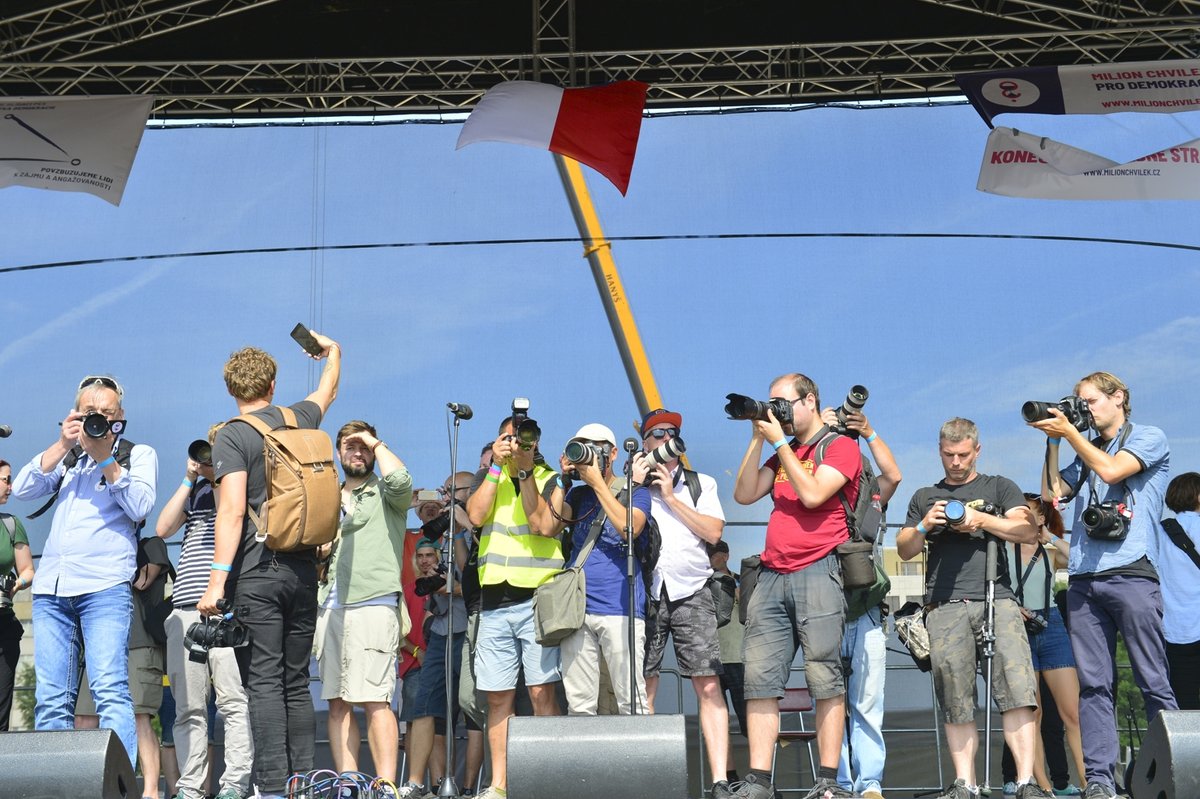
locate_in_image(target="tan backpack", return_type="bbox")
[233,406,340,552]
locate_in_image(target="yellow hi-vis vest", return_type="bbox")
[477,462,564,588]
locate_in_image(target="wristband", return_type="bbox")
[556,475,565,489]
[488,463,502,477]
[485,473,499,484]
[865,432,878,443]
[771,439,787,451]
[96,455,116,469]
[211,562,232,572]
[1048,437,1061,445]
[916,522,928,535]
[371,440,386,451]
[182,478,194,489]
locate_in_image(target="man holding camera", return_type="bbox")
[198,335,340,799]
[319,420,412,789]
[897,418,1047,799]
[465,410,563,799]
[13,375,157,769]
[156,424,253,799]
[635,408,732,797]
[1031,372,1175,799]
[731,373,860,799]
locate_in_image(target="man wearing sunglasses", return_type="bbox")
[13,374,158,770]
[635,408,732,799]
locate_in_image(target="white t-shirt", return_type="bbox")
[649,468,726,601]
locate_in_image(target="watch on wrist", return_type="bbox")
[517,468,532,480]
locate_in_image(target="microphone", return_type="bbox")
[447,402,473,420]
[0,425,11,438]
[623,437,639,453]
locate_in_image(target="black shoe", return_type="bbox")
[712,780,734,799]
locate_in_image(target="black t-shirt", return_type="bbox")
[212,400,323,576]
[905,473,1026,604]
[130,536,172,648]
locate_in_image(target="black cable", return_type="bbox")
[5,231,1200,275]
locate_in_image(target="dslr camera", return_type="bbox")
[184,599,248,664]
[82,413,125,439]
[420,500,464,540]
[510,398,541,451]
[1082,500,1131,541]
[724,394,794,426]
[1024,610,1049,636]
[1021,396,1092,433]
[943,499,1003,527]
[0,573,16,608]
[187,439,212,466]
[641,436,687,488]
[414,562,448,597]
[564,440,612,476]
[831,385,869,439]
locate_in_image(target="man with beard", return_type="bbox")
[319,420,412,790]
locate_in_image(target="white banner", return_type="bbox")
[978,126,1200,200]
[0,95,154,206]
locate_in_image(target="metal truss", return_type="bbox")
[1,24,1198,116]
[914,0,1200,32]
[0,0,283,61]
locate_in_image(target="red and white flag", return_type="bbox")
[457,80,648,195]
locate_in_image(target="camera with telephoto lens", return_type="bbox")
[832,385,869,439]
[724,394,794,425]
[510,397,541,451]
[82,413,125,439]
[943,499,1003,527]
[0,573,15,608]
[1082,500,1131,541]
[187,439,212,466]
[564,440,611,476]
[184,599,247,663]
[642,436,687,487]
[419,500,464,540]
[1021,396,1092,433]
[414,562,448,597]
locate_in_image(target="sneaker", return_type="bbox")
[1004,783,1019,796]
[1053,787,1083,797]
[1082,784,1117,799]
[475,787,507,799]
[935,780,979,799]
[1017,784,1055,799]
[862,790,885,799]
[712,780,735,799]
[800,777,854,799]
[396,783,432,799]
[729,773,775,799]
[215,790,244,799]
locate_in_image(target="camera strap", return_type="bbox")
[1012,541,1052,615]
[28,438,137,521]
[1,514,15,549]
[1161,518,1200,572]
[1084,423,1134,511]
[1054,422,1132,507]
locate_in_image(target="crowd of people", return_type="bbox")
[1,345,1198,799]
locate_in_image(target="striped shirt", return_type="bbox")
[173,479,216,607]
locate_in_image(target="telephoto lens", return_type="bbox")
[188,439,212,466]
[943,499,967,526]
[564,440,598,465]
[645,436,686,466]
[841,385,869,416]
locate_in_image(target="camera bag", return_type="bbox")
[232,406,340,553]
[533,500,607,646]
[893,601,933,672]
[810,428,885,590]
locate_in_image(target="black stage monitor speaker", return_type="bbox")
[508,714,688,799]
[1129,710,1200,799]
[0,729,136,798]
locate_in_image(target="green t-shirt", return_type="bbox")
[0,513,30,575]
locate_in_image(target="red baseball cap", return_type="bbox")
[641,408,682,433]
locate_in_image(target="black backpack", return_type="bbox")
[813,429,885,543]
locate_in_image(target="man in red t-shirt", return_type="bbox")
[732,372,861,799]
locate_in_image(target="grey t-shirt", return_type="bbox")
[905,473,1026,604]
[212,400,323,576]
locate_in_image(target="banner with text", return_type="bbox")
[957,59,1200,124]
[0,95,154,206]
[978,126,1200,200]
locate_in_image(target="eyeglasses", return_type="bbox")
[440,486,468,496]
[643,427,679,440]
[78,375,124,399]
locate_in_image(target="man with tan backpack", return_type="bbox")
[198,333,341,799]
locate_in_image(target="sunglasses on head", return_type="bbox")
[78,375,124,399]
[643,427,679,440]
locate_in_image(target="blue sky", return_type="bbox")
[3,100,1200,566]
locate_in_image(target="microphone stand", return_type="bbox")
[438,412,465,799]
[621,439,641,715]
[981,536,999,798]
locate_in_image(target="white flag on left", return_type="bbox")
[0,95,154,206]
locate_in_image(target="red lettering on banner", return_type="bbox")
[1136,152,1168,163]
[1170,147,1200,163]
[990,150,1048,165]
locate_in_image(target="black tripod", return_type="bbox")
[980,536,999,797]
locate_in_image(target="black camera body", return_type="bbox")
[564,440,612,476]
[0,573,15,608]
[184,600,248,663]
[82,413,125,439]
[1082,500,1131,541]
[1024,611,1049,636]
[1021,396,1092,433]
[724,394,794,426]
[414,563,448,597]
[510,397,541,451]
[420,500,464,540]
[832,385,869,439]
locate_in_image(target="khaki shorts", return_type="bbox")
[926,597,1038,725]
[318,604,401,703]
[76,646,164,716]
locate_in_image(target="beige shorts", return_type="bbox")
[76,646,164,716]
[318,604,401,703]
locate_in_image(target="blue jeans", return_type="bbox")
[837,606,886,794]
[32,583,136,766]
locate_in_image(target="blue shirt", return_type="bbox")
[1060,422,1169,575]
[1160,511,1200,645]
[565,484,652,617]
[13,442,158,597]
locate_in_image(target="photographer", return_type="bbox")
[0,458,35,731]
[544,423,652,716]
[634,409,732,797]
[730,373,860,799]
[156,424,252,799]
[318,421,412,789]
[198,336,341,799]
[12,375,157,768]
[464,411,563,799]
[897,418,1047,799]
[1031,371,1175,799]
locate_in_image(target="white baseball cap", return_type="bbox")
[569,423,617,450]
